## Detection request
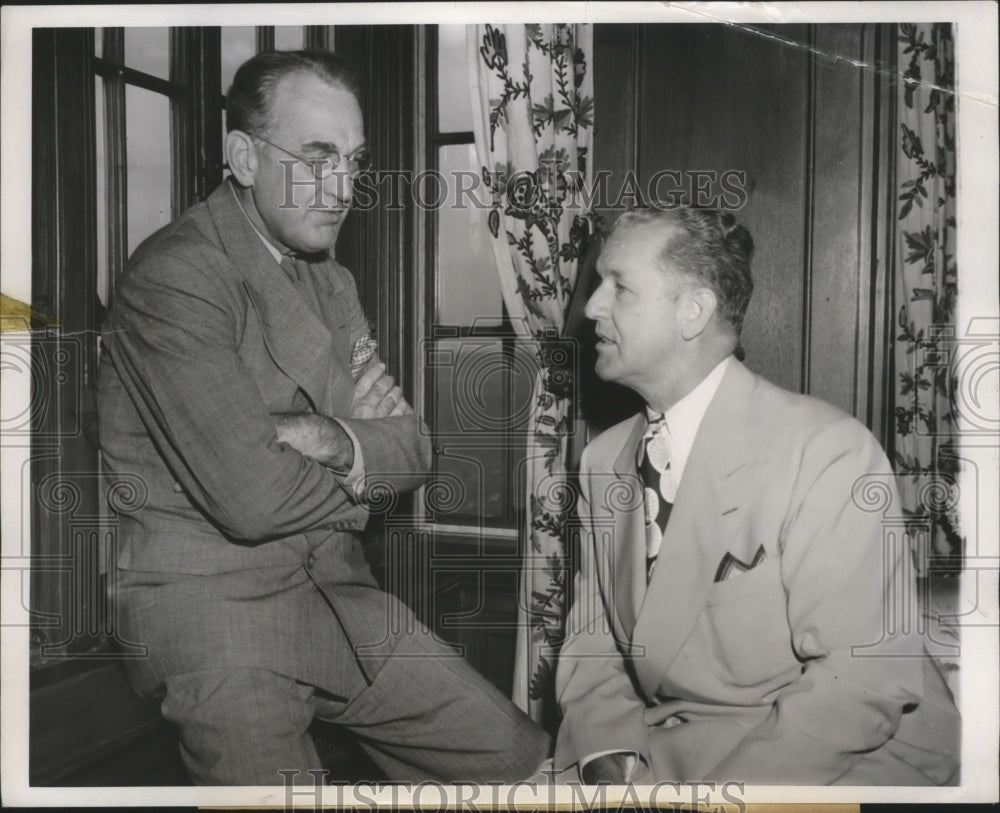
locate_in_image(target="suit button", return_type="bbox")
[306,555,317,568]
[172,481,183,493]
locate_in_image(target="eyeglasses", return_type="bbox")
[250,133,373,179]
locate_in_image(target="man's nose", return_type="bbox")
[325,169,353,206]
[584,283,607,320]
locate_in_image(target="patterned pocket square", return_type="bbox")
[350,334,378,379]
[714,544,767,582]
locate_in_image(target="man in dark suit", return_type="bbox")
[98,50,548,786]
[553,208,959,784]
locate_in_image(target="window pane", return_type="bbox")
[433,448,506,523]
[126,85,171,254]
[432,338,510,432]
[437,144,502,327]
[221,26,256,94]
[274,26,303,50]
[437,25,474,133]
[124,27,169,79]
[427,337,531,527]
[95,77,107,307]
[430,338,509,523]
[95,27,102,57]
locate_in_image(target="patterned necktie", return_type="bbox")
[638,414,674,581]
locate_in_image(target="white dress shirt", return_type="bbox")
[646,354,730,497]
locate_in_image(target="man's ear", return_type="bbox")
[226,130,258,187]
[680,286,718,340]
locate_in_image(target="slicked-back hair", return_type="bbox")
[225,50,361,137]
[611,207,755,335]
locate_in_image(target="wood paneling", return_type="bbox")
[592,25,639,227]
[805,25,894,423]
[638,23,810,393]
[591,23,895,422]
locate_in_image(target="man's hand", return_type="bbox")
[273,413,354,471]
[352,360,413,419]
[579,752,638,784]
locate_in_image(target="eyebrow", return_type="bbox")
[300,139,367,156]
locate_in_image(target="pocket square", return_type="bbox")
[714,544,767,583]
[350,334,378,379]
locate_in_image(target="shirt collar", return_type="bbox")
[645,355,730,487]
[228,179,287,265]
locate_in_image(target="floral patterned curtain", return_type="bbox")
[468,23,594,726]
[894,23,961,574]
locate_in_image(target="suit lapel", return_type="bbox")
[630,360,756,698]
[207,183,336,411]
[609,415,649,634]
[304,260,355,416]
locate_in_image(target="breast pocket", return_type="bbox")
[703,558,799,687]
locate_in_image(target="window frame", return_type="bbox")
[31,26,247,668]
[419,26,521,537]
[93,27,225,310]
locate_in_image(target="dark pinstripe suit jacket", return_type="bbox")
[98,180,431,697]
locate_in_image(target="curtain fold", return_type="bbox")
[894,23,961,574]
[468,23,594,725]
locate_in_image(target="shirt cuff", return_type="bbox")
[330,417,365,498]
[577,750,640,782]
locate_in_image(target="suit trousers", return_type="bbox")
[159,623,550,785]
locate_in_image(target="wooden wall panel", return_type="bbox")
[808,25,870,415]
[807,24,895,441]
[638,23,810,394]
[591,23,894,426]
[592,24,638,226]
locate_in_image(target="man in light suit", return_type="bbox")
[554,208,959,785]
[98,51,548,785]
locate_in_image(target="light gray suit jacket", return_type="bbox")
[555,359,959,784]
[98,180,430,697]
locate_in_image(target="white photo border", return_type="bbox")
[2,2,997,807]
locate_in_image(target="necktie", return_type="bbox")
[279,254,376,381]
[638,414,674,581]
[280,253,307,283]
[280,254,325,322]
